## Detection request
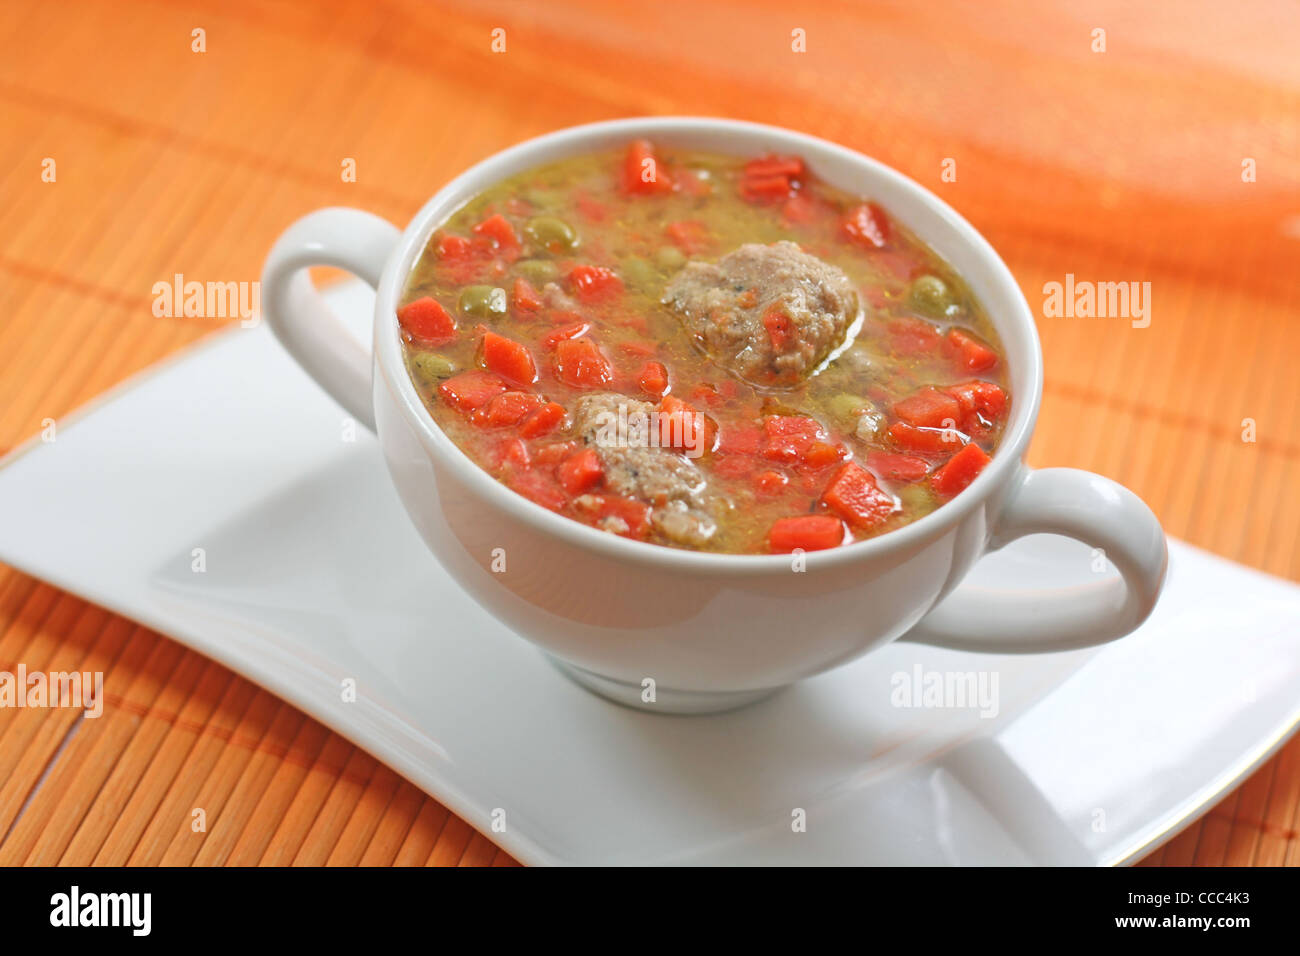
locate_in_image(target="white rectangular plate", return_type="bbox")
[1,281,1298,865]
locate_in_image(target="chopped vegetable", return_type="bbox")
[768,515,846,553]
[931,442,992,496]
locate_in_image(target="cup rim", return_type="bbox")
[372,116,1042,574]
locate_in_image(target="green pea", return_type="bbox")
[524,216,578,253]
[458,285,507,318]
[622,256,657,291]
[411,352,456,383]
[514,259,559,284]
[909,275,955,318]
[655,245,686,272]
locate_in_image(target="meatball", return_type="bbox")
[662,241,859,386]
[571,393,718,547]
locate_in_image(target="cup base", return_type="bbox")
[547,656,783,715]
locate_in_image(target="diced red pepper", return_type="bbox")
[532,440,579,466]
[622,139,674,195]
[822,462,896,530]
[472,214,521,260]
[505,468,568,512]
[436,234,474,260]
[947,327,999,372]
[841,202,891,249]
[541,322,590,350]
[480,331,538,387]
[763,308,794,352]
[557,448,604,495]
[712,456,755,479]
[519,401,567,438]
[946,380,1008,428]
[755,470,790,495]
[438,370,509,412]
[931,442,992,497]
[739,174,796,203]
[893,387,963,429]
[888,422,966,455]
[470,390,545,428]
[781,192,816,224]
[718,424,763,457]
[496,437,531,470]
[554,338,614,388]
[658,394,714,453]
[887,316,943,355]
[638,361,669,398]
[864,451,931,482]
[396,297,456,345]
[762,415,827,464]
[768,515,846,553]
[744,154,806,179]
[802,441,848,470]
[568,264,623,303]
[665,220,710,255]
[579,494,652,538]
[513,276,543,313]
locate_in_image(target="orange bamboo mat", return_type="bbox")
[0,0,1297,866]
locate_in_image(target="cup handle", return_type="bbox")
[261,207,402,432]
[900,466,1168,652]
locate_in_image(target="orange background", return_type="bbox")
[0,0,1297,865]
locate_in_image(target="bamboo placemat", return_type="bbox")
[0,0,1296,866]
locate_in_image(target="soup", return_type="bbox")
[396,140,1010,554]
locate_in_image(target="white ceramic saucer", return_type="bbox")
[1,281,1298,866]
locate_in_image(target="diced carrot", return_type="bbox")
[541,322,590,350]
[755,470,790,495]
[554,338,614,388]
[947,327,999,372]
[763,308,794,352]
[472,214,521,260]
[480,331,537,387]
[768,515,846,553]
[841,202,891,248]
[438,370,509,412]
[396,297,456,345]
[568,264,623,303]
[822,462,896,529]
[893,387,963,429]
[557,448,604,494]
[622,139,674,195]
[519,401,566,438]
[470,390,545,428]
[665,220,709,255]
[638,361,669,398]
[863,451,931,482]
[931,442,992,497]
[513,276,543,313]
[887,422,966,455]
